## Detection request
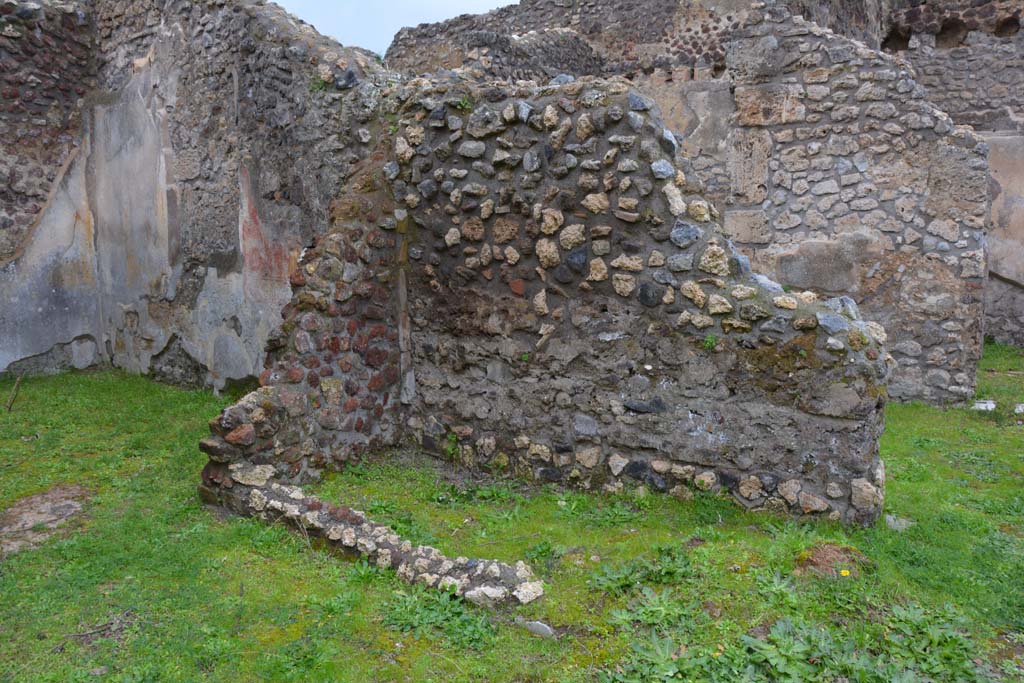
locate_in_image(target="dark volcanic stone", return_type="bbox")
[624,397,668,414]
[537,467,564,482]
[566,247,588,273]
[553,265,574,284]
[638,282,663,307]
[670,221,703,249]
[624,460,650,480]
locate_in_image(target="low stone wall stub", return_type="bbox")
[198,475,544,607]
[390,77,890,525]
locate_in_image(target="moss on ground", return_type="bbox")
[0,346,1022,682]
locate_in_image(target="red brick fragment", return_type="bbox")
[225,423,256,447]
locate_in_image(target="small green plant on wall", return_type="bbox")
[443,432,460,461]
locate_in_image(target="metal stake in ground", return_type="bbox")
[6,375,23,413]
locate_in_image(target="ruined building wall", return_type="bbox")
[884,0,1024,347]
[3,0,1001,399]
[887,0,1022,133]
[985,134,1024,344]
[707,5,989,403]
[201,156,404,484]
[0,0,93,264]
[386,0,897,78]
[784,0,893,48]
[197,152,547,606]
[0,0,389,387]
[896,29,1023,134]
[386,0,742,75]
[200,76,891,527]
[396,79,889,524]
[388,1,990,404]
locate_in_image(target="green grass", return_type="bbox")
[1,345,1023,682]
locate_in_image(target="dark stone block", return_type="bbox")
[623,460,649,480]
[638,282,663,307]
[624,397,668,414]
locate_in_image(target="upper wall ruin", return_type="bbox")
[885,0,1022,133]
[880,1,1024,348]
[385,1,991,404]
[386,0,900,78]
[0,0,1011,411]
[714,6,989,403]
[0,0,389,385]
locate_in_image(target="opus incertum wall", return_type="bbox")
[384,0,992,406]
[884,0,1024,347]
[199,77,891,549]
[1,0,898,604]
[1,0,995,407]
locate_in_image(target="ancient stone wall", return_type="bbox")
[91,0,164,89]
[386,0,898,79]
[883,1,1024,347]
[399,78,890,524]
[197,154,546,607]
[0,0,390,386]
[429,28,608,83]
[200,76,891,527]
[387,0,750,77]
[0,0,903,598]
[0,0,93,264]
[985,132,1024,345]
[243,160,405,479]
[389,1,990,403]
[710,5,990,403]
[887,0,1023,133]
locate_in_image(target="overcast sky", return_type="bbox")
[274,0,510,56]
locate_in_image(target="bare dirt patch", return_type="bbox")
[793,543,867,578]
[0,485,90,559]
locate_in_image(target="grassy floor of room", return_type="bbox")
[0,344,1022,682]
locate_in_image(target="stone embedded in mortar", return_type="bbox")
[536,239,561,268]
[612,273,637,297]
[582,193,610,213]
[458,140,487,158]
[707,295,734,315]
